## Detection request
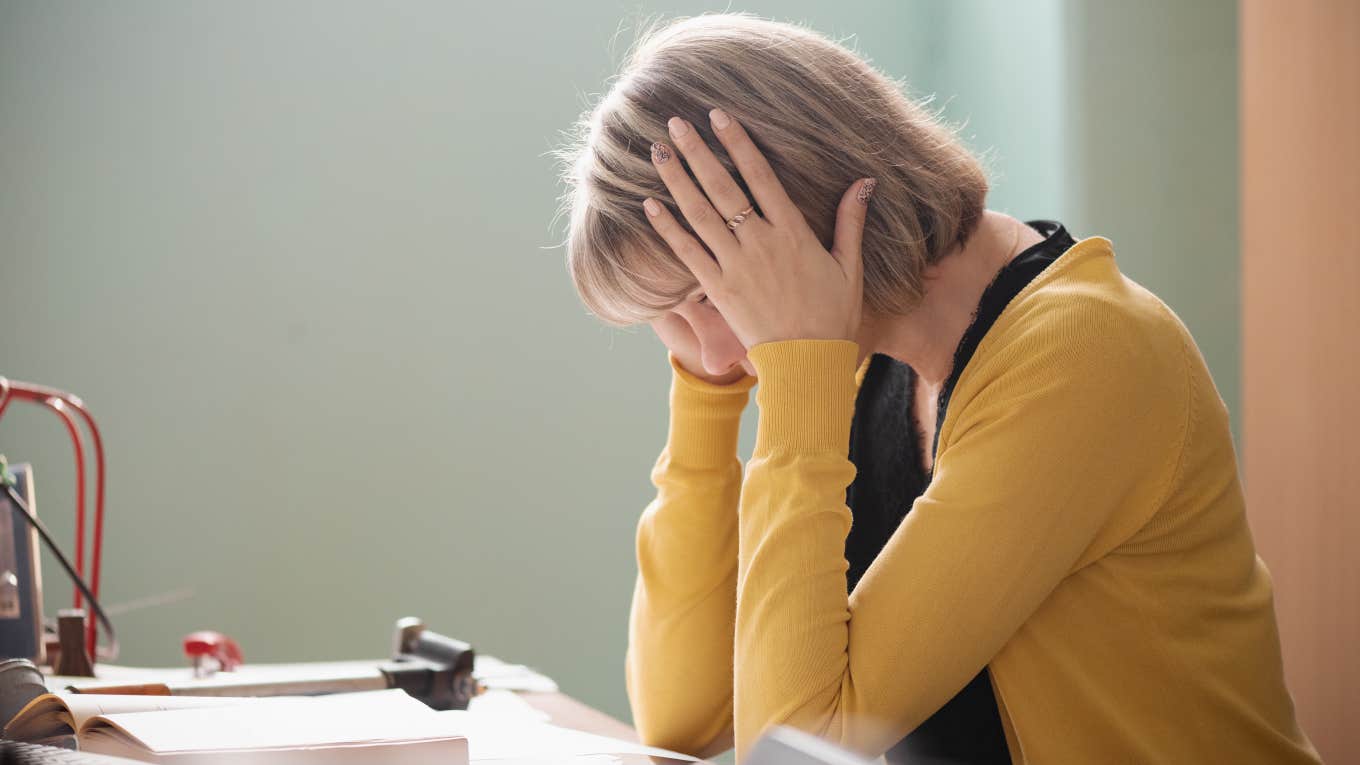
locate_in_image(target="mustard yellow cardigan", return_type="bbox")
[625,236,1321,763]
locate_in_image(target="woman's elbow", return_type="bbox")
[627,663,733,757]
[633,710,734,760]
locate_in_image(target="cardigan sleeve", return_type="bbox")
[733,328,1187,761]
[625,351,755,757]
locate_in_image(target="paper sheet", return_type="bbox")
[473,655,559,693]
[466,689,551,723]
[84,689,457,753]
[440,709,697,762]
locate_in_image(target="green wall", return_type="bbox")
[1063,1,1240,436]
[0,0,1237,730]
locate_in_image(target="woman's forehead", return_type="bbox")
[602,242,703,321]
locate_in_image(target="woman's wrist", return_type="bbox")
[747,339,859,456]
[665,351,756,468]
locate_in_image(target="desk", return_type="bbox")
[519,691,712,764]
[48,664,707,763]
[519,691,637,741]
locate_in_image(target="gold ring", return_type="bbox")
[725,205,756,231]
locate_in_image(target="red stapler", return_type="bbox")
[182,630,244,677]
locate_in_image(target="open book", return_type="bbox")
[4,689,467,764]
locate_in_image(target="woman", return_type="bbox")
[553,12,1320,765]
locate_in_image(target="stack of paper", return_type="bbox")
[13,689,468,764]
[27,663,697,764]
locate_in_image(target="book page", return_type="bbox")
[4,693,277,742]
[80,689,463,754]
[67,694,280,730]
[84,736,467,765]
[2,693,71,741]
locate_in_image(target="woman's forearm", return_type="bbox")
[627,456,740,757]
[625,354,754,756]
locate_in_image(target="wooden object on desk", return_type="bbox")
[54,610,94,678]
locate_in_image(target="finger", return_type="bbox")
[831,178,875,275]
[665,117,763,234]
[708,108,801,229]
[642,196,724,291]
[651,140,740,262]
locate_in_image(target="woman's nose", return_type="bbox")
[701,336,748,378]
[680,301,750,378]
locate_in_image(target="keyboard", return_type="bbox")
[0,742,144,764]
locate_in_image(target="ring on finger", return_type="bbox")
[725,204,757,231]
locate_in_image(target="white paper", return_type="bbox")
[440,709,698,762]
[473,655,559,693]
[478,751,622,756]
[59,654,561,694]
[63,693,288,731]
[466,689,551,723]
[84,689,458,753]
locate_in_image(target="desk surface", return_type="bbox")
[490,656,713,762]
[49,663,705,763]
[520,691,711,764]
[519,691,638,741]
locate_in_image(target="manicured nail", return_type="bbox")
[644,198,662,217]
[667,117,689,139]
[710,108,731,130]
[651,141,671,164]
[858,178,877,204]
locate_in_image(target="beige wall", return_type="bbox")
[1241,1,1360,761]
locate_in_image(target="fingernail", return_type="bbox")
[644,198,662,217]
[710,108,731,130]
[651,141,671,164]
[667,117,689,139]
[857,178,877,204]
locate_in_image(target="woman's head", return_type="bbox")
[553,12,990,328]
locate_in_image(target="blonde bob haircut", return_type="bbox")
[553,12,991,327]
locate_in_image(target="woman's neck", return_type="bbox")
[858,210,1041,386]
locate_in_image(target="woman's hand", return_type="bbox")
[649,313,748,386]
[642,109,875,349]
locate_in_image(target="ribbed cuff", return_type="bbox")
[665,351,757,467]
[748,339,860,456]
